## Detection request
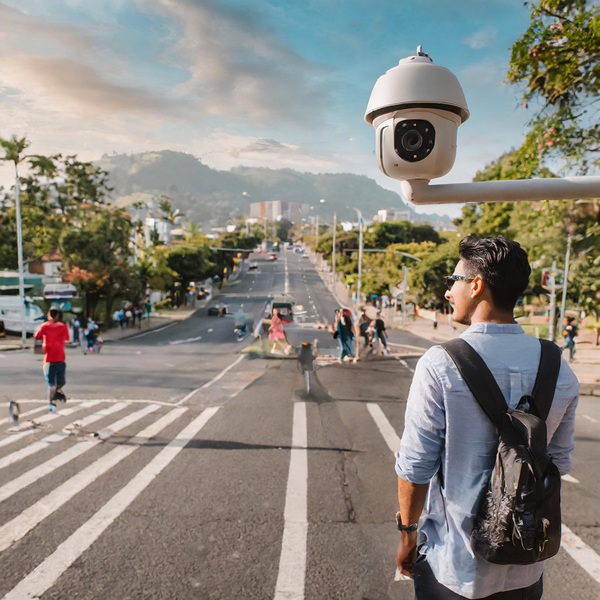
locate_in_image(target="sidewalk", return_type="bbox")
[0,306,198,350]
[401,317,600,397]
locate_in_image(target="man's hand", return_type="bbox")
[396,531,418,577]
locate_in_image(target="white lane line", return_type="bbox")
[582,414,598,424]
[168,336,202,345]
[561,524,600,584]
[0,404,160,507]
[127,322,176,339]
[274,402,308,600]
[0,401,101,449]
[3,406,216,600]
[367,403,401,452]
[0,405,48,427]
[0,402,128,471]
[0,404,183,553]
[176,354,246,405]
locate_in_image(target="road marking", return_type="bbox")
[582,414,598,424]
[0,404,160,507]
[0,404,181,553]
[367,403,401,452]
[168,336,202,345]
[3,406,217,600]
[0,400,101,448]
[0,405,48,427]
[127,322,176,339]
[177,354,246,405]
[275,402,307,600]
[561,524,600,584]
[0,402,128,471]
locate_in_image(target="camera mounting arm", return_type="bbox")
[401,176,600,206]
[366,48,600,206]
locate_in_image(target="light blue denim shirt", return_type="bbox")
[395,323,579,599]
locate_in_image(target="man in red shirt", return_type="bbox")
[34,308,70,411]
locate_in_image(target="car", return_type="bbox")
[207,302,227,317]
[248,261,258,270]
[268,254,277,261]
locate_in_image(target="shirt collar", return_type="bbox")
[463,322,525,335]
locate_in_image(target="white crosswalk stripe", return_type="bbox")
[0,402,128,471]
[0,403,159,506]
[3,405,217,599]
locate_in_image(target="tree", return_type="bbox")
[507,0,599,174]
[60,207,134,320]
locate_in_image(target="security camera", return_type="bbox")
[364,47,469,182]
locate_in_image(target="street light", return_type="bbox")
[14,164,26,346]
[349,207,364,307]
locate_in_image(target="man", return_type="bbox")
[34,307,70,410]
[395,236,578,599]
[561,316,578,362]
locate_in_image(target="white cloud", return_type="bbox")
[464,27,497,50]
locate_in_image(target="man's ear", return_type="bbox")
[470,275,486,299]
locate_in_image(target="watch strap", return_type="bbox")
[396,511,418,533]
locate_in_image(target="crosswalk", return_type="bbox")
[0,397,598,599]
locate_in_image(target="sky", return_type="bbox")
[0,0,536,219]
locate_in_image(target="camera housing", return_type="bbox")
[365,49,469,182]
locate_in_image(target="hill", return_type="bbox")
[96,150,452,228]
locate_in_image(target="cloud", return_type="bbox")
[147,0,332,129]
[464,27,498,50]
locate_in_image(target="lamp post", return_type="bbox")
[349,208,364,307]
[14,164,27,346]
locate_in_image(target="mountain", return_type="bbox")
[96,150,453,228]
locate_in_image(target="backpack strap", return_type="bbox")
[528,339,562,421]
[442,338,507,430]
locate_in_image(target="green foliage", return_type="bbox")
[365,220,441,248]
[165,245,214,287]
[507,0,600,173]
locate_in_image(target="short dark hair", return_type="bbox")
[49,307,61,320]
[458,236,531,312]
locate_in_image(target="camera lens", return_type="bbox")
[401,130,423,152]
[394,120,435,162]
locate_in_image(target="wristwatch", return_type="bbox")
[396,511,418,533]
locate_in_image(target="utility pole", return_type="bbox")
[548,260,557,343]
[401,265,408,328]
[315,214,319,248]
[14,164,27,346]
[357,210,363,307]
[331,212,337,289]
[559,233,572,323]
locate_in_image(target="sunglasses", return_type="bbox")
[445,274,475,290]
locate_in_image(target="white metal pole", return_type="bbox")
[401,176,600,206]
[14,164,27,346]
[331,212,337,289]
[548,260,557,343]
[401,265,407,328]
[315,214,319,248]
[559,234,572,323]
[357,210,363,307]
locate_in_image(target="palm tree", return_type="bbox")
[0,136,31,344]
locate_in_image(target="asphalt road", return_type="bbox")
[0,249,598,599]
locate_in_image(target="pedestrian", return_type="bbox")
[34,307,70,411]
[358,311,374,357]
[561,316,578,362]
[395,235,579,599]
[374,310,389,354]
[269,308,291,355]
[336,307,356,363]
[71,316,81,346]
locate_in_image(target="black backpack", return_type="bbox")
[442,338,562,565]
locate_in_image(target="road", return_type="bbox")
[0,249,598,599]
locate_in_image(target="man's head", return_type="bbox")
[445,236,531,325]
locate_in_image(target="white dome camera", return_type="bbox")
[364,47,469,183]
